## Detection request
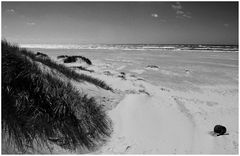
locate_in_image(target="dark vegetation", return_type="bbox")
[57,55,92,65]
[71,66,94,73]
[120,72,125,76]
[36,52,49,58]
[118,72,126,80]
[214,125,227,136]
[2,41,112,153]
[20,49,112,91]
[57,55,68,59]
[146,65,159,68]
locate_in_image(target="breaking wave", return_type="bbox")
[19,44,238,52]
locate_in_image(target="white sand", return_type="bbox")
[94,80,238,154]
[77,53,237,154]
[71,63,237,154]
[41,50,238,154]
[130,69,145,74]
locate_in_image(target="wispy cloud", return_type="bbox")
[151,13,167,23]
[151,13,158,18]
[26,22,36,26]
[171,2,192,19]
[6,9,15,14]
[172,2,182,10]
[224,23,229,27]
[5,9,37,27]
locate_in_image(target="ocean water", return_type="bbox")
[21,44,238,52]
[24,44,238,91]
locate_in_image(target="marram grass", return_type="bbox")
[2,40,112,153]
[20,48,113,91]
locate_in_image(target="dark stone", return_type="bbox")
[120,72,125,75]
[72,66,94,73]
[60,55,92,65]
[36,52,48,57]
[57,55,68,59]
[214,125,227,135]
[118,74,126,80]
[63,56,77,63]
[146,65,159,68]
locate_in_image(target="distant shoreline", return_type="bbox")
[19,44,238,52]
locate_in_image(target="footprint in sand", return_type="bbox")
[125,145,132,152]
[206,101,219,107]
[173,97,195,126]
[232,141,238,150]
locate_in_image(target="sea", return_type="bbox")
[20,44,238,52]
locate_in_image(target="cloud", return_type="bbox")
[172,2,182,10]
[171,2,192,19]
[176,10,184,15]
[151,13,167,23]
[26,22,36,26]
[151,13,167,22]
[6,9,15,14]
[151,13,158,18]
[179,13,192,19]
[224,23,229,27]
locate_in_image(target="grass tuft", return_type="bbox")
[2,40,112,153]
[20,49,113,91]
[57,55,92,65]
[71,66,94,73]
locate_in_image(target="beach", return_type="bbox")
[27,47,238,154]
[3,1,238,154]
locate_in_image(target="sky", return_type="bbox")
[2,2,238,45]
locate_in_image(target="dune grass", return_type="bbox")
[72,66,94,73]
[57,55,92,65]
[2,40,112,153]
[19,48,113,91]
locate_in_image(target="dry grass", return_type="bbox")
[20,48,113,91]
[2,40,112,153]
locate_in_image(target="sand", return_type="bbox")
[31,49,238,154]
[93,79,238,154]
